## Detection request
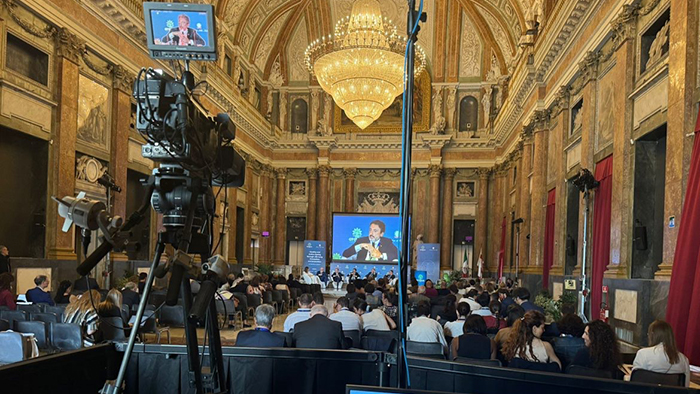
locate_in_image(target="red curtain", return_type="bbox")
[543,189,556,289]
[497,216,506,279]
[591,155,613,316]
[666,107,700,365]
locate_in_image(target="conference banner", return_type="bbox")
[303,240,326,274]
[416,243,440,284]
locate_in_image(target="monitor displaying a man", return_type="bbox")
[342,220,398,262]
[152,12,207,46]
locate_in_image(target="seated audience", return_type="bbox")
[0,272,16,310]
[459,289,482,312]
[365,283,380,307]
[512,287,544,314]
[235,304,285,348]
[444,302,470,338]
[313,291,324,306]
[498,288,514,317]
[345,283,359,303]
[571,320,621,376]
[73,275,100,293]
[551,314,586,369]
[249,276,264,302]
[378,291,398,320]
[353,299,395,332]
[54,280,73,305]
[373,279,385,297]
[451,315,496,360]
[409,286,430,305]
[495,304,525,349]
[97,289,125,324]
[633,320,690,387]
[438,295,458,322]
[283,293,314,332]
[287,274,302,289]
[424,279,438,298]
[502,310,561,369]
[26,275,55,305]
[137,272,147,294]
[330,296,362,331]
[274,276,290,293]
[121,282,140,310]
[64,289,102,347]
[293,305,345,349]
[488,300,506,329]
[407,301,448,354]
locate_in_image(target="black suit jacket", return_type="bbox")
[73,276,100,293]
[235,329,286,348]
[292,314,345,349]
[161,27,206,46]
[0,255,10,274]
[121,289,140,309]
[342,236,398,261]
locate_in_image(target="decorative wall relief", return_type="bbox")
[459,11,482,78]
[75,154,109,201]
[357,191,400,213]
[455,181,476,200]
[287,180,307,201]
[570,99,583,136]
[77,74,110,153]
[639,8,670,74]
[596,66,617,151]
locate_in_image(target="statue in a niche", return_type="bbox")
[316,119,333,136]
[646,20,669,70]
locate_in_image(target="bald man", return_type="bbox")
[292,305,346,349]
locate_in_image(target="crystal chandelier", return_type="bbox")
[304,0,426,130]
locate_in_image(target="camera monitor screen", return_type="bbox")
[346,385,452,394]
[143,2,217,61]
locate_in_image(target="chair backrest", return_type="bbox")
[565,365,613,379]
[0,331,25,364]
[630,368,685,387]
[0,306,9,311]
[215,299,236,316]
[120,305,131,325]
[131,304,155,312]
[0,310,28,327]
[366,329,399,340]
[361,336,396,353]
[17,304,42,314]
[273,331,294,347]
[430,304,443,320]
[49,323,82,351]
[343,330,362,349]
[43,306,65,320]
[455,357,502,368]
[406,340,445,358]
[138,314,158,333]
[0,319,9,331]
[508,357,561,373]
[100,317,126,341]
[271,290,283,302]
[14,320,48,349]
[263,291,274,304]
[30,312,60,324]
[159,305,185,327]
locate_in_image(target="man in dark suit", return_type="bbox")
[121,282,140,310]
[159,14,206,46]
[26,275,54,305]
[513,287,544,314]
[236,304,286,347]
[0,245,10,274]
[293,305,346,349]
[72,275,100,294]
[342,220,398,262]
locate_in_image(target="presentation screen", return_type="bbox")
[331,213,407,267]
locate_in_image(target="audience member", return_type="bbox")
[572,320,621,376]
[551,314,586,369]
[121,282,140,310]
[365,283,380,307]
[274,276,290,293]
[346,283,358,303]
[0,245,10,274]
[407,301,448,354]
[512,287,544,314]
[331,267,344,291]
[438,295,458,322]
[232,276,252,294]
[502,310,561,369]
[26,275,55,305]
[0,272,16,310]
[293,305,345,349]
[250,276,264,302]
[283,293,314,332]
[459,289,481,312]
[353,299,395,332]
[313,291,325,306]
[444,302,470,338]
[64,289,102,347]
[494,304,525,349]
[330,297,362,331]
[138,272,147,294]
[472,292,493,317]
[451,315,496,360]
[235,304,285,347]
[54,280,73,305]
[498,288,514,317]
[409,286,430,305]
[633,320,690,387]
[287,274,302,289]
[373,280,385,296]
[379,292,398,320]
[97,289,125,325]
[424,279,438,298]
[73,275,101,293]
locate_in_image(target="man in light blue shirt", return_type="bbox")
[330,296,362,331]
[283,293,315,332]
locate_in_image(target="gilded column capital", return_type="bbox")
[531,109,551,133]
[550,86,571,117]
[443,167,457,179]
[428,164,443,178]
[274,167,287,179]
[610,4,639,49]
[343,168,358,178]
[305,167,318,179]
[317,165,333,177]
[250,160,263,172]
[112,65,135,94]
[477,167,492,180]
[260,164,274,178]
[55,27,85,64]
[578,51,600,82]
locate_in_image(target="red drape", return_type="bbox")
[666,107,700,365]
[591,155,613,316]
[543,188,556,289]
[497,216,506,279]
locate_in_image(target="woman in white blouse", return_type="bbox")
[353,299,396,332]
[633,320,690,387]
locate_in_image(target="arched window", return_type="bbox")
[459,96,478,132]
[291,99,308,133]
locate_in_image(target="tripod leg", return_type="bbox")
[181,278,205,394]
[206,296,227,392]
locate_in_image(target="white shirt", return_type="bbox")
[301,272,319,284]
[362,310,390,332]
[283,308,311,332]
[472,307,493,317]
[633,343,690,387]
[330,308,363,332]
[459,297,481,313]
[407,316,448,353]
[443,318,466,338]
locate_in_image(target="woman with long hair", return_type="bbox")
[0,272,16,310]
[451,314,496,360]
[572,320,621,375]
[64,289,102,346]
[98,289,124,321]
[440,294,458,322]
[633,320,690,386]
[502,310,561,369]
[54,280,73,305]
[494,304,525,349]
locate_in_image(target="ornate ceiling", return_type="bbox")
[216,0,528,85]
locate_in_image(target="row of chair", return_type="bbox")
[0,319,82,355]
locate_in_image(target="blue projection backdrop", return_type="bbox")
[417,243,440,283]
[303,240,326,274]
[149,10,210,46]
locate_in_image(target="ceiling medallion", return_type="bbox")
[304,0,426,130]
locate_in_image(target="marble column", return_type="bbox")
[306,168,318,240]
[259,166,273,264]
[227,188,239,264]
[343,168,357,212]
[274,168,287,264]
[440,168,456,270]
[551,102,568,276]
[47,29,82,260]
[529,111,550,270]
[427,165,442,244]
[243,164,254,263]
[519,130,533,269]
[658,0,699,278]
[475,168,490,269]
[316,165,332,243]
[110,66,133,219]
[488,169,501,273]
